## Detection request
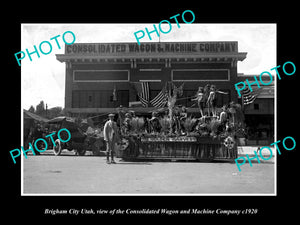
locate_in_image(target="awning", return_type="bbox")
[23,109,49,123]
[47,116,75,124]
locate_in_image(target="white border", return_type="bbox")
[21,23,24,195]
[20,23,277,196]
[274,23,277,196]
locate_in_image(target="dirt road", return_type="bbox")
[23,150,275,195]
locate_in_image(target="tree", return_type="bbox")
[47,106,63,119]
[36,101,45,116]
[28,105,35,113]
[59,108,66,116]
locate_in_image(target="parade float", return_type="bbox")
[43,83,245,161]
[117,84,245,162]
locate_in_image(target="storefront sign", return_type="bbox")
[66,42,237,54]
[141,136,197,142]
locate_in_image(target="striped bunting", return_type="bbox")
[150,87,168,108]
[242,86,257,105]
[138,82,150,107]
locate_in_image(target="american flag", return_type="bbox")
[241,86,258,105]
[150,85,168,108]
[137,82,150,107]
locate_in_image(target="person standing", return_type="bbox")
[31,122,44,155]
[191,86,205,117]
[103,114,119,164]
[207,85,228,117]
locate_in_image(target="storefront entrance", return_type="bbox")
[244,114,274,145]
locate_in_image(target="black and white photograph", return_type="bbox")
[20,23,276,195]
[4,5,298,219]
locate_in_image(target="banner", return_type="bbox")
[65,42,238,54]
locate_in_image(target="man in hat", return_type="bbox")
[103,113,119,164]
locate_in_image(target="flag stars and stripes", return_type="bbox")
[241,86,257,105]
[150,88,168,108]
[138,82,150,107]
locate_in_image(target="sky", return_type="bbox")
[21,23,276,110]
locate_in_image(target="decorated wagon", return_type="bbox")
[114,82,244,162]
[118,116,239,162]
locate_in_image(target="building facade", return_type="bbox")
[56,41,247,114]
[236,74,274,145]
[56,41,275,145]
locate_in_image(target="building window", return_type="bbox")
[73,70,129,82]
[254,103,259,110]
[72,90,129,108]
[172,69,229,81]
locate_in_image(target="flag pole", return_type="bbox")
[176,96,194,101]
